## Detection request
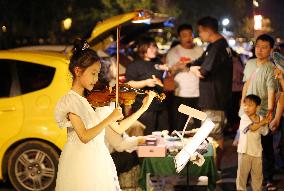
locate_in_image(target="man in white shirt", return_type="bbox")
[166,24,204,131]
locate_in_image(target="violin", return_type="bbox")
[86,83,166,107]
[86,27,166,108]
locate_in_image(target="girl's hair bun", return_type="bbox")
[73,38,90,53]
[69,38,100,77]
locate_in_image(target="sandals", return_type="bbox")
[266,182,277,191]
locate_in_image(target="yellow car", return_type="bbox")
[0,51,70,190]
[0,10,171,191]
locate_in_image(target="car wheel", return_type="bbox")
[8,140,59,191]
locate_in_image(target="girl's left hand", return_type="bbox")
[141,91,156,111]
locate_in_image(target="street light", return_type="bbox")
[1,26,7,32]
[253,0,259,7]
[254,15,262,30]
[222,18,230,33]
[62,17,72,31]
[222,18,230,26]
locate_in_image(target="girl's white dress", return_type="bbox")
[54,90,120,191]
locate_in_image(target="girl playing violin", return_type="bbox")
[54,39,155,191]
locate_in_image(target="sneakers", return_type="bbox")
[266,182,277,191]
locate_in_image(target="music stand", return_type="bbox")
[174,104,215,190]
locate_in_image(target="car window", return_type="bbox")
[0,60,12,97]
[16,61,55,94]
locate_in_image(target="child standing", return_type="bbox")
[55,39,155,191]
[236,94,270,191]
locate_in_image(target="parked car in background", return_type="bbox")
[0,50,70,191]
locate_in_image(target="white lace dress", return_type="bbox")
[54,90,120,191]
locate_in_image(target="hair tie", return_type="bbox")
[73,40,90,53]
[82,41,90,50]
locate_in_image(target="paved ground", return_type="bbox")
[215,134,284,191]
[1,135,284,191]
[0,181,13,191]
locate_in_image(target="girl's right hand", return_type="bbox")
[108,107,124,122]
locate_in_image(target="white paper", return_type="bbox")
[174,118,215,173]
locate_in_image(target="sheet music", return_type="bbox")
[174,118,215,173]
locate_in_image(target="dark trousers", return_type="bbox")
[262,133,275,182]
[279,117,284,162]
[138,109,170,135]
[111,151,139,175]
[226,91,241,132]
[173,96,200,132]
[165,92,175,133]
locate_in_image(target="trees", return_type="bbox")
[0,0,182,49]
[1,0,278,49]
[0,0,71,47]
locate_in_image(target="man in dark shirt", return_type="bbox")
[188,16,233,170]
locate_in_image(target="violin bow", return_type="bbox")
[115,26,121,108]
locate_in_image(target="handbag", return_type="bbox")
[163,71,175,92]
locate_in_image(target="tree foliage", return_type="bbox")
[1,0,279,48]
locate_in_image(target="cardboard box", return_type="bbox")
[137,145,166,157]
